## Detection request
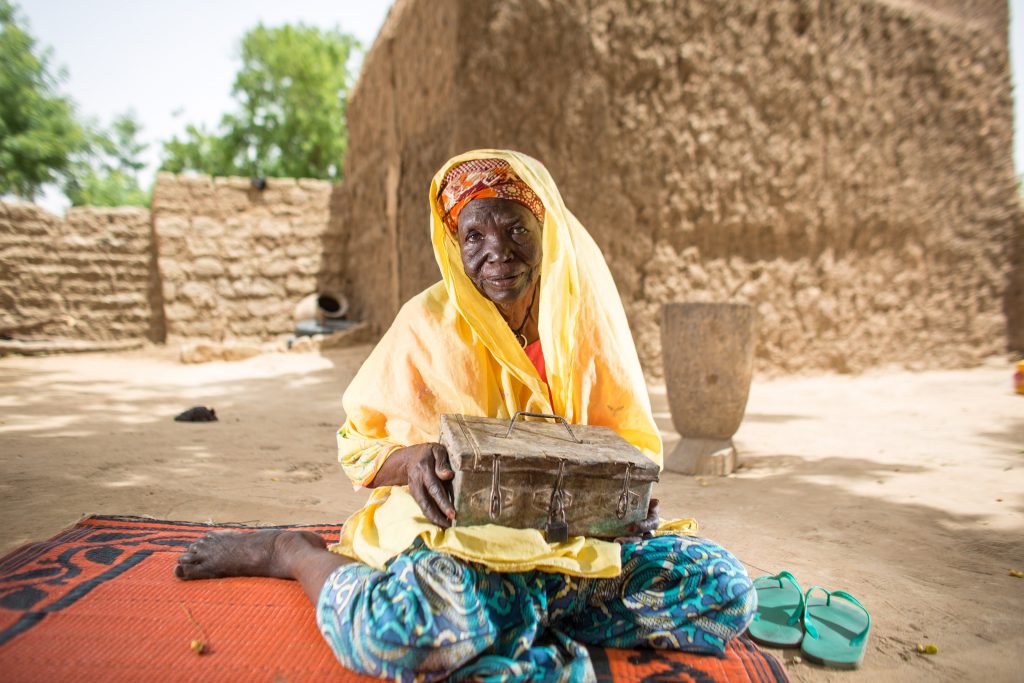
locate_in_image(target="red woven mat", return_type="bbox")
[0,516,788,682]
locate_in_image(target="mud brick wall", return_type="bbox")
[321,0,462,316]
[328,0,1021,376]
[1011,196,1024,353]
[0,202,160,341]
[152,174,332,341]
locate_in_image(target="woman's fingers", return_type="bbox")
[432,444,455,480]
[427,445,456,523]
[410,473,451,527]
[408,444,455,527]
[425,475,455,526]
[631,497,660,533]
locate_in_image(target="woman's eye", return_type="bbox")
[510,225,526,234]
[464,231,481,243]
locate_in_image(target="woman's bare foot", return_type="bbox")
[175,529,326,580]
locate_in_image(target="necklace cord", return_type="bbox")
[512,277,539,347]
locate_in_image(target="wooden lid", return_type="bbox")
[440,413,659,480]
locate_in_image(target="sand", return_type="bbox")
[1,345,1021,682]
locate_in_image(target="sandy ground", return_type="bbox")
[1,345,1021,682]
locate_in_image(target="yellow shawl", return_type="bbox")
[332,150,688,577]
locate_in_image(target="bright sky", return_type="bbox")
[13,1,1024,213]
[17,0,394,212]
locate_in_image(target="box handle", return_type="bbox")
[504,411,581,443]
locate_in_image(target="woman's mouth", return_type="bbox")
[485,272,524,289]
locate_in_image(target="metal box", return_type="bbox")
[440,412,659,542]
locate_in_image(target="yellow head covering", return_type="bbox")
[332,150,672,576]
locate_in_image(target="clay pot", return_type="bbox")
[662,302,755,441]
[294,292,349,323]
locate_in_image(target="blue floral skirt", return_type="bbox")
[317,535,755,682]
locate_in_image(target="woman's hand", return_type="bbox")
[406,443,457,527]
[612,497,660,544]
[371,443,456,527]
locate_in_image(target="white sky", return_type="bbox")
[17,0,394,212]
[13,1,1024,213]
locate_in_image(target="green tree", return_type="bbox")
[161,23,359,180]
[160,123,227,177]
[0,0,84,199]
[64,112,150,207]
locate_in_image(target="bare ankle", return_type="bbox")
[271,530,325,577]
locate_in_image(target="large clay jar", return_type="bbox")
[661,302,756,474]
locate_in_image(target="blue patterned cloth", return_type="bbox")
[317,535,755,682]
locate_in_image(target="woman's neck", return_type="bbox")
[495,278,540,345]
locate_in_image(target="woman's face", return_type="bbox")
[457,198,542,304]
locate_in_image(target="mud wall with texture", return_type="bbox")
[328,0,1021,376]
[153,174,332,341]
[0,202,161,342]
[323,0,462,320]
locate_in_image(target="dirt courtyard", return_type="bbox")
[1,345,1021,682]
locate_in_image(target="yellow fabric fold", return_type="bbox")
[330,487,699,575]
[335,149,670,577]
[330,487,630,577]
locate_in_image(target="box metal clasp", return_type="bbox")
[545,459,569,543]
[616,462,635,519]
[489,455,502,520]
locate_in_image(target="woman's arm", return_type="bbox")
[369,443,456,528]
[338,417,456,527]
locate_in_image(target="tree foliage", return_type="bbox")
[0,0,83,199]
[64,112,149,207]
[161,23,359,181]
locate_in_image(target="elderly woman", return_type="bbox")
[175,150,755,682]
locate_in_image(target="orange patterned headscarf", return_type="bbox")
[436,158,546,234]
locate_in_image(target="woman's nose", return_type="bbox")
[485,236,514,261]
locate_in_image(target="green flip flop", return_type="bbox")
[800,585,871,669]
[747,571,805,647]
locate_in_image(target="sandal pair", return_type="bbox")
[748,571,871,670]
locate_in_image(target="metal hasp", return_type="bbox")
[545,459,569,543]
[489,455,502,520]
[505,412,577,542]
[616,462,635,519]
